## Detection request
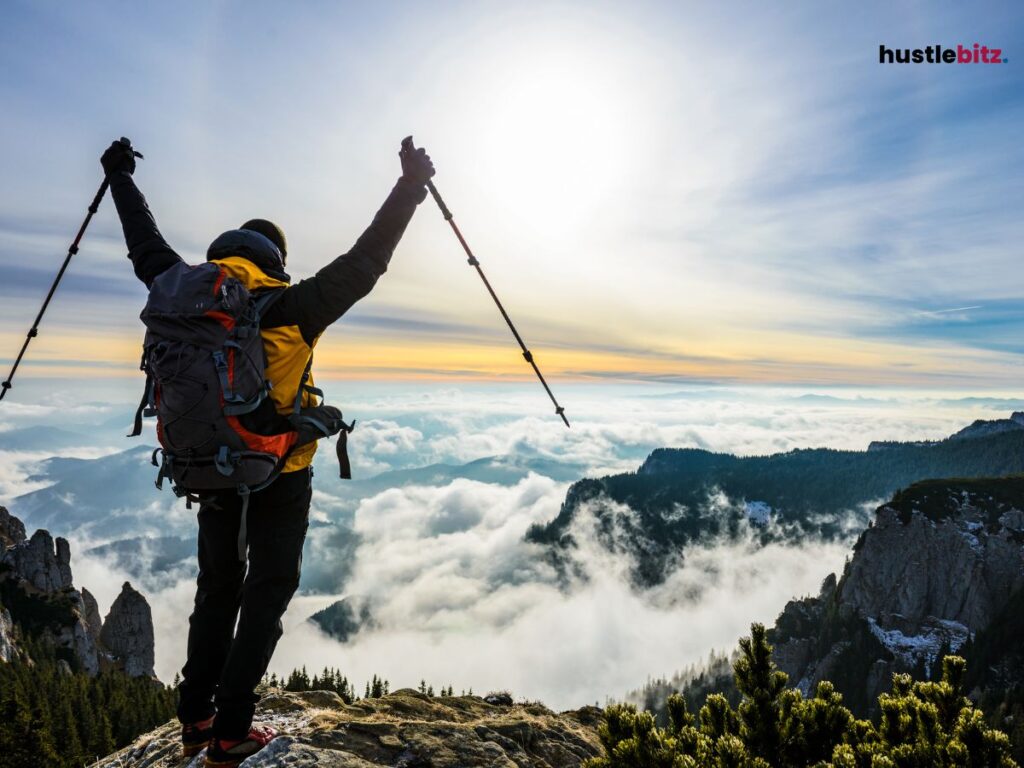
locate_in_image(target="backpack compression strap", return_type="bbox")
[289,353,356,479]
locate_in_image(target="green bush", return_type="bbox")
[587,624,1018,768]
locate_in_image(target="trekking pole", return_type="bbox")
[0,137,142,402]
[402,137,570,427]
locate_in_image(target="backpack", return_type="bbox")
[129,261,353,556]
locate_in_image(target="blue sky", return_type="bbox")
[1,0,1022,389]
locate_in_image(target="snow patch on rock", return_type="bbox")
[867,617,971,676]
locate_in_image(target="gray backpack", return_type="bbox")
[130,261,352,555]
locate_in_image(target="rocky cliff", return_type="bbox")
[92,688,603,768]
[0,505,156,678]
[769,476,1024,715]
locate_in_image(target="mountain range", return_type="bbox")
[529,416,1024,585]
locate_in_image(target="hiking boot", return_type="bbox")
[204,725,278,767]
[181,716,215,758]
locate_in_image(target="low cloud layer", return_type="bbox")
[8,384,1017,708]
[267,478,849,709]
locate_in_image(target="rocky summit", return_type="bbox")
[91,688,604,768]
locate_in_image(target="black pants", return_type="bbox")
[177,467,312,739]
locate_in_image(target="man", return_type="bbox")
[100,137,434,766]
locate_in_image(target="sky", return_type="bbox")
[1,1,1023,393]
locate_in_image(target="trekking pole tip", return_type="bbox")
[556,407,570,428]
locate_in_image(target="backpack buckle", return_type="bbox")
[214,446,240,477]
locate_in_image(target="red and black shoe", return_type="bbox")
[181,716,215,757]
[204,725,278,767]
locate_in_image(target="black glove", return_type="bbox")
[399,136,435,186]
[100,139,137,177]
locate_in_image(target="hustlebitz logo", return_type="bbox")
[879,44,1007,64]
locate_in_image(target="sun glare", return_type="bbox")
[473,51,639,244]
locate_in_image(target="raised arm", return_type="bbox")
[267,141,435,345]
[100,140,183,288]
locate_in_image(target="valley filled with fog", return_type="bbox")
[1,380,1019,708]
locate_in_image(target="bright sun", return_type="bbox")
[472,51,638,244]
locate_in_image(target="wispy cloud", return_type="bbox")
[919,306,983,316]
[1,3,1021,383]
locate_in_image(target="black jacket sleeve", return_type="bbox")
[108,172,183,288]
[265,177,426,344]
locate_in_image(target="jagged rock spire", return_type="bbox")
[100,581,156,678]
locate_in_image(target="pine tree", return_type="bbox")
[734,623,787,760]
[584,625,1019,768]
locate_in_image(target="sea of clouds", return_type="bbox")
[1,380,1021,708]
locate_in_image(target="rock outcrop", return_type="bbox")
[82,587,103,643]
[0,605,16,663]
[0,506,27,548]
[92,688,603,767]
[100,582,156,678]
[1,528,75,593]
[769,477,1024,714]
[0,507,157,678]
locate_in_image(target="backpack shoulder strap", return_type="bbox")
[252,287,285,319]
[292,353,323,414]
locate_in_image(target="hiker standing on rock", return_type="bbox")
[101,137,434,766]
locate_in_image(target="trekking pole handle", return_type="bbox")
[119,136,144,159]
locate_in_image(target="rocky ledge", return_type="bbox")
[91,688,603,767]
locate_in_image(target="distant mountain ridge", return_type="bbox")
[868,410,1024,450]
[529,415,1024,585]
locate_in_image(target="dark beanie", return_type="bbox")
[239,219,287,261]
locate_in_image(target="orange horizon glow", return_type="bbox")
[2,323,1017,389]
